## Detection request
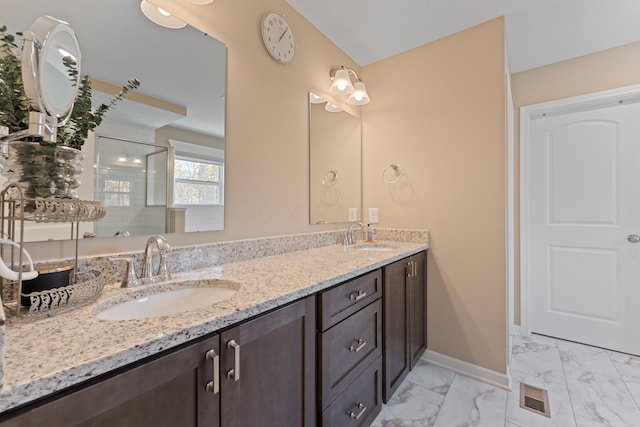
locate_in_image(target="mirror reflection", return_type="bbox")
[309,93,362,224]
[1,0,226,241]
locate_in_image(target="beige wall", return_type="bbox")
[511,41,640,324]
[362,18,507,374]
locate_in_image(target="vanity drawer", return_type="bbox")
[321,356,382,427]
[319,269,382,330]
[319,299,382,408]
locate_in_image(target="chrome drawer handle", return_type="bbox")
[348,339,366,353]
[205,349,220,394]
[347,402,367,420]
[349,290,367,301]
[227,339,240,381]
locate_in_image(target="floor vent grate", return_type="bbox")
[519,383,551,418]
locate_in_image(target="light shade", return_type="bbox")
[140,0,187,29]
[347,81,370,105]
[329,68,354,95]
[185,0,215,4]
[325,103,343,113]
[309,92,325,104]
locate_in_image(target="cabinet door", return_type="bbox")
[408,251,427,369]
[382,258,409,403]
[220,297,316,427]
[0,335,220,427]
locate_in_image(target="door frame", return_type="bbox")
[519,83,640,337]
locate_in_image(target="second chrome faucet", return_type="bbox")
[113,235,172,288]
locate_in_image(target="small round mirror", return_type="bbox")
[21,16,81,121]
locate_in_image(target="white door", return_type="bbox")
[525,98,640,355]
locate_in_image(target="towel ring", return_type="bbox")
[0,238,38,281]
[382,163,401,184]
[322,170,338,187]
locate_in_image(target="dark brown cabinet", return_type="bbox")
[0,296,316,427]
[318,269,383,427]
[220,296,316,427]
[382,251,427,402]
[0,334,221,427]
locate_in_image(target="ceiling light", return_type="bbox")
[140,0,187,29]
[185,0,215,4]
[328,65,371,105]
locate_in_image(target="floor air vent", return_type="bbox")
[519,383,551,418]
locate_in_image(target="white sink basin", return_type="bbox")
[93,280,239,321]
[352,243,397,252]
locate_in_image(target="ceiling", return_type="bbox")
[286,0,640,73]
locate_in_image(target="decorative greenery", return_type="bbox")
[0,25,140,150]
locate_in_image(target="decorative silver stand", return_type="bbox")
[0,185,107,319]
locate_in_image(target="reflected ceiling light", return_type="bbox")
[328,65,371,105]
[140,0,187,29]
[309,92,325,104]
[325,103,343,113]
[185,0,215,4]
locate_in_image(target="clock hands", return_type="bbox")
[278,27,288,42]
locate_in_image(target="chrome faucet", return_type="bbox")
[109,235,172,288]
[142,235,171,281]
[344,222,365,245]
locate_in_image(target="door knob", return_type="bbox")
[627,234,640,243]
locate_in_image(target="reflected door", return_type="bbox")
[526,101,640,355]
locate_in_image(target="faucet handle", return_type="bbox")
[157,251,171,281]
[109,257,138,288]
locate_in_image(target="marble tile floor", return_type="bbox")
[371,334,640,427]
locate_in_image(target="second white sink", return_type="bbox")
[93,280,239,321]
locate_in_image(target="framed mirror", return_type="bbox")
[1,0,226,241]
[308,93,362,224]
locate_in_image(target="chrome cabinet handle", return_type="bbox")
[205,349,219,394]
[348,338,366,353]
[227,339,240,381]
[408,260,417,278]
[347,402,367,420]
[628,234,640,243]
[349,290,367,301]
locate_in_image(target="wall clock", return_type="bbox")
[261,12,296,64]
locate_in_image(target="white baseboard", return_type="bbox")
[421,350,512,391]
[512,325,521,336]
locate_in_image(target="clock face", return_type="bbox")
[261,12,296,64]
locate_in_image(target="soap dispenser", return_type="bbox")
[366,224,374,242]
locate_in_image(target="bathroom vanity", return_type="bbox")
[0,231,428,426]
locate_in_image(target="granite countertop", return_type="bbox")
[0,238,427,413]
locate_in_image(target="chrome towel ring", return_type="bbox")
[322,170,338,187]
[382,163,401,184]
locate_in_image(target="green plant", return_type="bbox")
[0,26,30,134]
[0,25,140,150]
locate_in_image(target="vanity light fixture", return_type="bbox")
[140,0,187,29]
[328,66,371,105]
